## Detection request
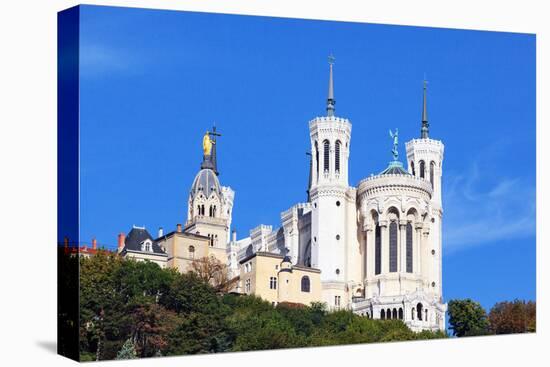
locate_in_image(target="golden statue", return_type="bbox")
[202,131,215,156]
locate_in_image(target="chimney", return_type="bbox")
[117,232,125,252]
[176,224,182,233]
[158,227,164,238]
[92,238,97,250]
[232,229,237,242]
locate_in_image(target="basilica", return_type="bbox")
[118,59,447,332]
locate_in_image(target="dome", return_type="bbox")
[379,160,410,176]
[190,168,222,198]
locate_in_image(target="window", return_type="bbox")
[315,141,319,179]
[335,140,341,173]
[411,161,415,176]
[213,205,217,217]
[430,161,435,188]
[336,200,340,207]
[411,307,415,320]
[323,140,330,173]
[189,245,195,259]
[387,308,392,319]
[334,296,341,308]
[392,308,398,319]
[142,241,152,252]
[301,276,310,292]
[417,303,423,321]
[399,308,404,320]
[406,222,413,273]
[389,221,398,272]
[245,279,251,293]
[269,277,277,290]
[335,268,340,275]
[419,160,425,179]
[336,234,340,240]
[375,224,381,275]
[209,206,213,217]
[381,309,386,320]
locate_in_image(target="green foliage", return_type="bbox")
[448,299,490,337]
[79,253,447,360]
[116,339,137,360]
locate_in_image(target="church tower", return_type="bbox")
[405,80,444,300]
[185,127,234,250]
[309,56,357,310]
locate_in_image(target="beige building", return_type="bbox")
[157,225,225,273]
[239,252,321,306]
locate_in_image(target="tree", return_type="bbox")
[488,300,536,334]
[116,339,137,360]
[189,256,239,293]
[447,299,490,337]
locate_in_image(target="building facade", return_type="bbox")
[226,60,446,331]
[116,59,446,331]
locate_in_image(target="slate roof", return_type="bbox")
[124,227,166,254]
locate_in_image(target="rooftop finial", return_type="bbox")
[326,54,336,117]
[421,77,429,139]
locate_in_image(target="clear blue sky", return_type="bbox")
[77,5,536,312]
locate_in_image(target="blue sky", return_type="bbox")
[77,5,536,312]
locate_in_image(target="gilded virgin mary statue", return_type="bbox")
[202,131,214,156]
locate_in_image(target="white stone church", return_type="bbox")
[184,59,447,332]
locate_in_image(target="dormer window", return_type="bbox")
[141,240,153,252]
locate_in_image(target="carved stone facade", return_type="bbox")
[225,62,446,331]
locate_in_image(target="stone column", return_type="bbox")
[364,223,374,280]
[379,220,388,274]
[399,220,407,273]
[415,222,423,277]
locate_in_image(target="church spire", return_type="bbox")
[421,78,429,139]
[326,54,336,117]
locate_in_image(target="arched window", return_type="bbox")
[389,221,398,272]
[392,308,398,319]
[387,308,392,319]
[419,160,425,179]
[209,206,213,217]
[375,224,381,275]
[417,303,423,321]
[335,140,341,173]
[381,309,385,320]
[412,307,415,320]
[301,276,311,292]
[406,222,413,273]
[399,308,404,320]
[323,140,330,173]
[189,245,195,259]
[213,205,217,217]
[411,161,415,176]
[315,141,319,179]
[430,161,435,188]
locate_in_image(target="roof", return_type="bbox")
[190,168,222,198]
[379,160,410,176]
[124,227,165,254]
